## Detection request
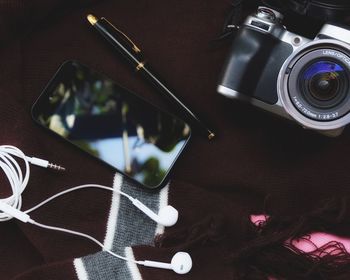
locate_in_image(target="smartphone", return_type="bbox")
[32,61,191,189]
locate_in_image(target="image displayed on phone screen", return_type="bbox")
[32,61,191,188]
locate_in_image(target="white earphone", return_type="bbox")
[0,145,192,275]
[131,198,178,227]
[142,252,192,274]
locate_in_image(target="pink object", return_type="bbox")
[250,215,350,254]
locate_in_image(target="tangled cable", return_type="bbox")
[0,145,65,221]
[0,145,192,274]
[0,145,31,221]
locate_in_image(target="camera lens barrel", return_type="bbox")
[289,52,350,121]
[278,40,350,130]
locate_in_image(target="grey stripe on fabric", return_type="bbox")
[77,174,165,280]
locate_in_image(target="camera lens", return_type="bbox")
[284,47,350,122]
[310,74,338,100]
[299,60,348,108]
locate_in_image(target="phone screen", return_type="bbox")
[32,61,191,188]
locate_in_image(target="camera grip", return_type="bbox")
[219,27,293,105]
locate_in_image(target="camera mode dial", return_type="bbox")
[256,7,284,23]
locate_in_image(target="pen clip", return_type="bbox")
[102,17,142,54]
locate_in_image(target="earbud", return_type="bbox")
[157,205,178,227]
[142,252,192,274]
[131,198,178,227]
[171,252,193,274]
[0,146,186,277]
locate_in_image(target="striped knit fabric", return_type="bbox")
[73,174,169,280]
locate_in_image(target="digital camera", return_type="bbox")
[218,7,350,136]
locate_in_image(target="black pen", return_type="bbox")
[87,14,215,140]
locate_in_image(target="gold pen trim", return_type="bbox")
[136,61,146,71]
[87,14,98,25]
[102,17,142,54]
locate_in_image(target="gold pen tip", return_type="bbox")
[208,132,215,140]
[87,14,98,25]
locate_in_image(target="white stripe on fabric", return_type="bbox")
[125,247,143,280]
[74,258,89,280]
[103,173,123,250]
[155,183,170,235]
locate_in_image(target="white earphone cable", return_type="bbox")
[0,145,30,221]
[0,145,186,273]
[29,219,143,265]
[0,146,141,264]
[24,184,133,214]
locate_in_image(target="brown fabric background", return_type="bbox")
[1,0,350,279]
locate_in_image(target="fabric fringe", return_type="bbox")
[156,196,350,279]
